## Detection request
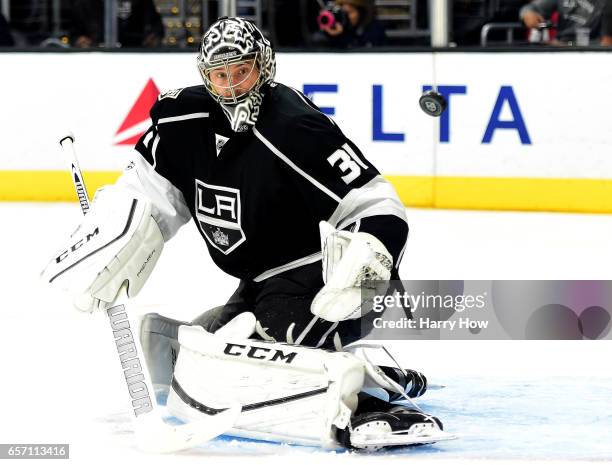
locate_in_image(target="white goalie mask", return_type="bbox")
[197,17,276,132]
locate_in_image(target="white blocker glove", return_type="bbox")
[311,221,393,322]
[41,186,164,312]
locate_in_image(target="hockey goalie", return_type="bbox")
[41,16,453,451]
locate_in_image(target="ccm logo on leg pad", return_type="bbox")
[223,343,297,364]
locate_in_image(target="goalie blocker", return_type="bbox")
[40,187,163,311]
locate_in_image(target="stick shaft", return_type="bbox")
[58,135,159,437]
[59,135,91,214]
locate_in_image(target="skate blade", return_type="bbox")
[351,424,457,449]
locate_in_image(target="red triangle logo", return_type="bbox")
[114,78,160,145]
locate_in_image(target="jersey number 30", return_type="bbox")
[327,143,369,185]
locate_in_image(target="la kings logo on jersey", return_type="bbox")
[195,180,245,254]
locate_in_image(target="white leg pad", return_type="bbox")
[167,325,365,448]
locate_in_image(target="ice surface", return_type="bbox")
[1,203,611,464]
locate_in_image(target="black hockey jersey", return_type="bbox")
[131,83,407,282]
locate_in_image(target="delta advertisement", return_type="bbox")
[1,51,611,211]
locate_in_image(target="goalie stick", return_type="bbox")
[58,133,241,453]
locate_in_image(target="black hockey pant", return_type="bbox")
[192,262,371,349]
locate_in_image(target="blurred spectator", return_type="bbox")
[268,0,318,47]
[0,12,15,46]
[520,0,607,44]
[315,0,386,48]
[70,0,163,47]
[453,0,526,46]
[601,0,612,44]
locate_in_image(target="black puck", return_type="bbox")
[419,90,447,117]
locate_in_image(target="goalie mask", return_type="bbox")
[197,17,276,132]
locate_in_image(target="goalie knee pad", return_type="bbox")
[140,313,186,388]
[166,325,365,448]
[140,311,257,389]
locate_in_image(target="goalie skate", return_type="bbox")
[339,407,457,451]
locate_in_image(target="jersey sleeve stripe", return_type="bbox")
[151,133,160,169]
[328,175,408,230]
[253,127,342,203]
[142,128,155,148]
[158,112,210,125]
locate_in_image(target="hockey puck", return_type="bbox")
[419,90,447,117]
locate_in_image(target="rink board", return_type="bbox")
[1,51,611,212]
